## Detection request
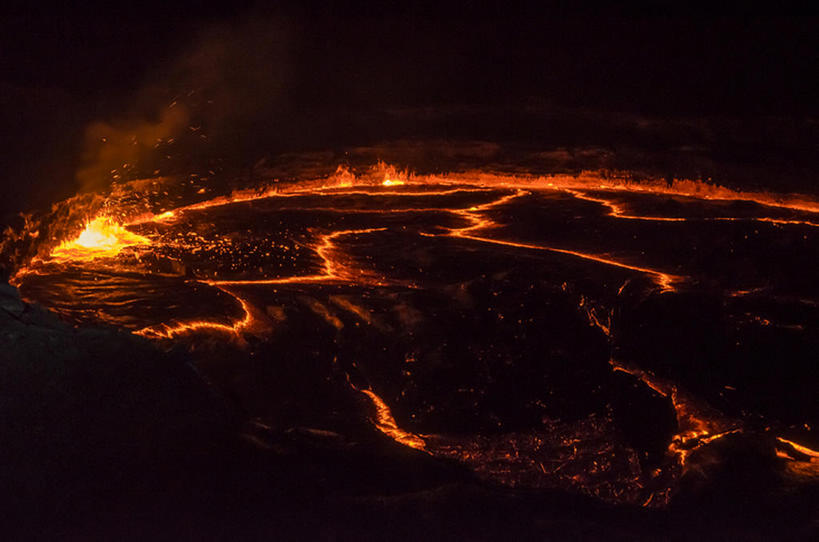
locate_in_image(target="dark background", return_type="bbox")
[1,2,817,216]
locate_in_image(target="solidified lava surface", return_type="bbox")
[6,160,819,523]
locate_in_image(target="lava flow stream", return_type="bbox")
[134,227,389,339]
[434,188,682,291]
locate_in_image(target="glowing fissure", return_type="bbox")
[345,370,426,451]
[460,235,681,292]
[125,183,486,226]
[776,437,819,459]
[578,296,611,337]
[563,188,819,228]
[579,294,817,492]
[577,292,741,473]
[205,227,388,286]
[119,168,819,230]
[434,189,682,291]
[132,227,389,338]
[609,360,740,468]
[421,170,819,216]
[134,285,255,339]
[563,189,689,222]
[359,389,427,451]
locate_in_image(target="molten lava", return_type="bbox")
[134,285,256,340]
[50,216,151,264]
[7,164,819,508]
[360,389,427,451]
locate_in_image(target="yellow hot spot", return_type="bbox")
[153,210,176,221]
[382,178,404,187]
[50,216,151,263]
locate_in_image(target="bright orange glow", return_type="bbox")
[359,389,426,450]
[776,437,819,458]
[134,286,256,339]
[50,216,151,263]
